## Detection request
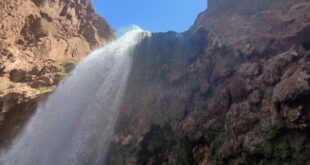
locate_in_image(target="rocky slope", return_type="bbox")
[0,0,115,147]
[108,0,310,164]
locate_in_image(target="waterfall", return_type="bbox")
[0,26,149,165]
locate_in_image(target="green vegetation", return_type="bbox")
[37,86,56,93]
[224,117,231,136]
[273,133,306,159]
[251,130,308,164]
[264,121,284,140]
[37,86,48,91]
[57,66,68,78]
[273,140,289,159]
[227,131,309,165]
[210,117,231,164]
[266,86,274,99]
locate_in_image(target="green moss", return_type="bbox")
[37,86,56,92]
[288,134,306,159]
[262,142,273,158]
[249,131,309,165]
[272,133,306,160]
[57,66,66,73]
[210,132,225,162]
[274,140,289,159]
[290,137,303,151]
[264,121,285,140]
[223,116,231,137]
[251,141,273,158]
[37,86,48,91]
[57,66,68,77]
[266,86,274,98]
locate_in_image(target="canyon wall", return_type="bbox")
[108,0,310,164]
[1,0,310,164]
[0,0,115,147]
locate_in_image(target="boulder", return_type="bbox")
[273,72,310,103]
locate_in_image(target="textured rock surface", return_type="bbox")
[108,0,310,164]
[1,0,310,164]
[0,0,115,147]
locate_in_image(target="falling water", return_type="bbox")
[0,26,149,165]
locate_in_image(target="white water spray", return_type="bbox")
[0,26,149,165]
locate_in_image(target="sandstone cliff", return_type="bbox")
[0,0,115,146]
[1,0,310,164]
[108,0,310,164]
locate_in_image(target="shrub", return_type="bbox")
[57,66,67,77]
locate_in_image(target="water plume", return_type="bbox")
[0,26,150,165]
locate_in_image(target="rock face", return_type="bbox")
[108,0,310,164]
[0,0,115,146]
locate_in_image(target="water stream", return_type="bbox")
[0,26,149,165]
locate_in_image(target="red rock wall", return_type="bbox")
[108,0,310,164]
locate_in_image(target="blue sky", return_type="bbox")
[92,0,207,33]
